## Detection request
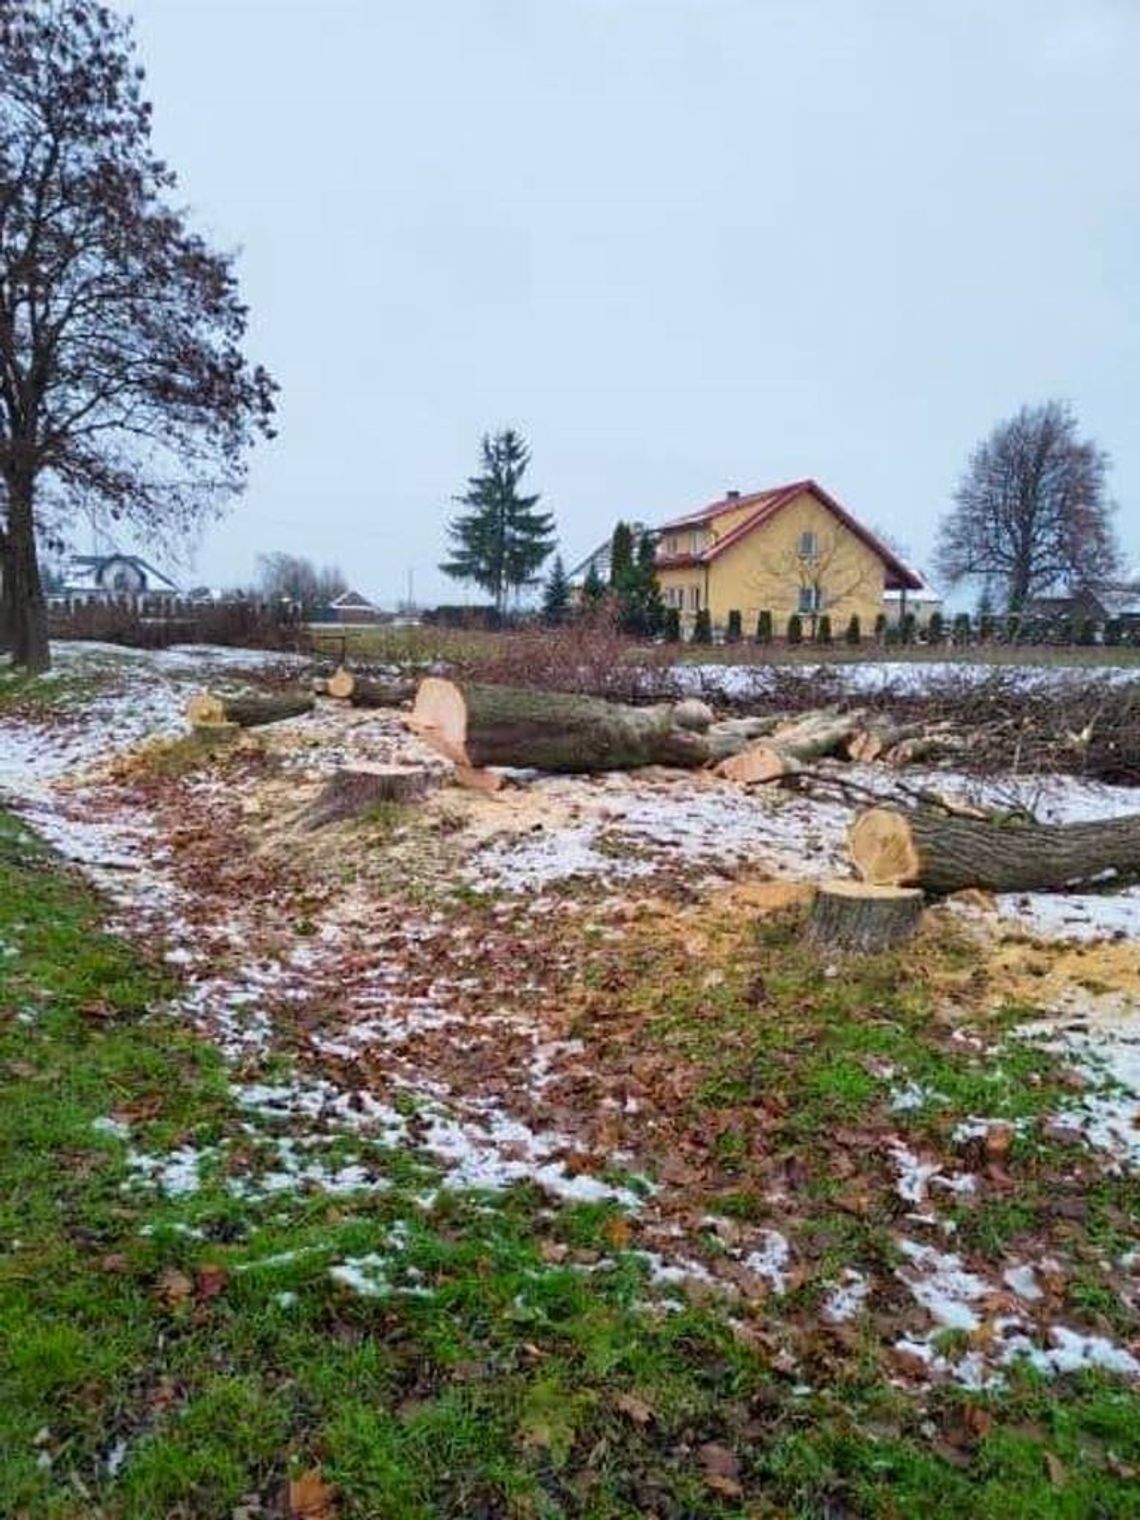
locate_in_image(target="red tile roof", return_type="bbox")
[655,479,922,592]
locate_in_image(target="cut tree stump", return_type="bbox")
[849,805,1140,894]
[304,764,441,829]
[408,678,711,773]
[187,691,315,729]
[806,879,924,954]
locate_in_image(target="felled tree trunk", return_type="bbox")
[717,709,863,784]
[704,714,787,763]
[849,806,1140,894]
[187,691,315,728]
[409,678,710,772]
[806,880,924,953]
[846,719,924,763]
[304,764,441,828]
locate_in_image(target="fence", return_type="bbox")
[46,595,312,651]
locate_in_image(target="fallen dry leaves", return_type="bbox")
[288,1467,339,1519]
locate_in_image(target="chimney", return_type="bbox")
[725,488,740,501]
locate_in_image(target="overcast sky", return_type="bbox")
[127,0,1139,603]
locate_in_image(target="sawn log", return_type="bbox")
[408,678,710,773]
[187,691,315,728]
[849,805,1140,895]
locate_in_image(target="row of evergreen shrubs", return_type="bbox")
[661,608,1140,648]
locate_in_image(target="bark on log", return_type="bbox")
[408,678,710,772]
[849,805,1140,894]
[671,698,716,732]
[187,691,315,729]
[304,764,441,829]
[350,676,418,708]
[704,714,787,763]
[716,710,864,783]
[846,719,924,763]
[806,880,924,954]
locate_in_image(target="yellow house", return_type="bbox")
[654,479,921,635]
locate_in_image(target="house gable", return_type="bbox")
[654,481,919,628]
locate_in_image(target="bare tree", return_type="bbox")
[936,401,1119,612]
[756,526,877,637]
[0,2,276,670]
[257,552,347,614]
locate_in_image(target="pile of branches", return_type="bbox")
[677,666,1140,785]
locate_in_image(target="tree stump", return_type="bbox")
[303,764,441,829]
[326,666,355,699]
[805,880,923,954]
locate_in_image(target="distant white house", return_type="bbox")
[53,553,180,601]
[883,572,942,628]
[568,522,651,588]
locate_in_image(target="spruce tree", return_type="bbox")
[441,430,555,614]
[542,555,570,626]
[581,561,606,606]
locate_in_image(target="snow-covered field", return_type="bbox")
[3,643,1140,1386]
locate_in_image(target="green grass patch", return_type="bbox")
[3,816,1140,1516]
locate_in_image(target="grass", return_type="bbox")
[3,815,1140,1516]
[306,620,1140,674]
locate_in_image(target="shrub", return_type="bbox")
[726,609,742,643]
[845,613,861,646]
[874,612,888,643]
[786,613,803,645]
[952,611,971,644]
[663,606,681,642]
[979,613,996,641]
[1104,618,1123,648]
[900,612,917,645]
[926,610,945,644]
[755,609,773,644]
[1056,618,1074,646]
[815,613,832,645]
[1077,617,1098,647]
[691,608,712,645]
[1004,614,1022,644]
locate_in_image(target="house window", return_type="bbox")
[798,585,823,614]
[667,536,678,555]
[799,530,819,561]
[689,585,701,612]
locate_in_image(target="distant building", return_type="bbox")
[53,553,179,601]
[652,480,921,633]
[883,574,943,628]
[568,523,650,587]
[326,589,384,624]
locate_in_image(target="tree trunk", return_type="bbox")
[187,690,315,728]
[304,764,441,828]
[0,535,16,654]
[4,473,50,673]
[806,880,924,953]
[716,709,863,783]
[849,805,1140,894]
[324,668,417,707]
[409,678,710,772]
